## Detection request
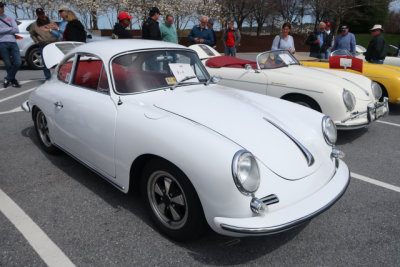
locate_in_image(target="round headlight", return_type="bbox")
[343,89,356,111]
[371,81,382,100]
[232,150,260,195]
[322,116,337,146]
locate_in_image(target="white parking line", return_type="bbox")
[0,106,23,115]
[0,80,34,92]
[0,188,75,267]
[351,172,400,193]
[377,120,400,128]
[0,87,36,104]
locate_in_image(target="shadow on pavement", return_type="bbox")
[21,125,307,264]
[336,127,369,145]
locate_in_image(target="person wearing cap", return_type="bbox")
[207,19,216,48]
[333,25,356,56]
[324,21,334,58]
[43,5,69,40]
[142,7,161,40]
[222,20,241,57]
[159,14,178,43]
[305,22,330,59]
[189,16,214,46]
[364,25,386,64]
[0,2,21,87]
[29,8,58,80]
[112,12,133,39]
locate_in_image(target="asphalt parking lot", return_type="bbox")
[1,61,399,266]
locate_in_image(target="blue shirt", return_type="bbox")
[333,33,356,56]
[318,31,324,48]
[0,14,19,43]
[50,19,67,40]
[188,25,214,46]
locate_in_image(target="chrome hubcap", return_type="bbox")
[147,171,188,229]
[36,111,51,147]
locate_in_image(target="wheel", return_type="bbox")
[284,95,322,112]
[26,47,43,70]
[34,109,58,153]
[141,159,205,241]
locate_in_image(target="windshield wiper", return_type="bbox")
[170,75,197,90]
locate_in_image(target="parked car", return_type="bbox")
[22,40,350,241]
[300,48,400,105]
[14,19,107,70]
[191,44,388,130]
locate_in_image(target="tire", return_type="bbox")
[33,109,58,154]
[26,47,43,70]
[284,95,322,112]
[141,159,205,241]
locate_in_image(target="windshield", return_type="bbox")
[330,49,353,57]
[256,50,299,69]
[111,50,209,94]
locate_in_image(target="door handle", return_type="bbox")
[54,101,63,108]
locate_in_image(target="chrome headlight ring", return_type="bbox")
[232,150,260,196]
[343,89,356,112]
[371,81,382,100]
[322,116,337,146]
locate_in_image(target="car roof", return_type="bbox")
[68,39,190,61]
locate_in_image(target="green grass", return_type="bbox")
[355,33,400,54]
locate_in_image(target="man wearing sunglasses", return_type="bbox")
[364,24,386,64]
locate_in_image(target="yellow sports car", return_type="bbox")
[299,50,400,104]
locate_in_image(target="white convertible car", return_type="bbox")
[22,40,349,240]
[191,44,388,130]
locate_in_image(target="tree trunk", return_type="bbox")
[90,11,98,30]
[256,22,263,37]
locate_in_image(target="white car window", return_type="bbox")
[57,56,75,84]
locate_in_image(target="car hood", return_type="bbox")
[269,65,372,101]
[150,84,325,180]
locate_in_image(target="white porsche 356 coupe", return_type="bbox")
[22,40,349,241]
[190,44,388,130]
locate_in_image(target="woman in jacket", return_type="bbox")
[63,11,86,42]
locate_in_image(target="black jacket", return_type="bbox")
[112,23,132,39]
[364,33,386,61]
[306,30,331,53]
[142,17,161,40]
[64,20,86,42]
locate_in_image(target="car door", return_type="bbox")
[53,53,117,178]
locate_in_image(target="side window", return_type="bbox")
[72,54,109,92]
[57,56,74,84]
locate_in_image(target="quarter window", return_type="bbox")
[72,54,109,92]
[57,56,74,84]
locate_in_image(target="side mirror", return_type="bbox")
[245,64,252,70]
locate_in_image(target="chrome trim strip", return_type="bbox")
[220,167,350,235]
[260,194,279,205]
[263,118,314,167]
[220,77,266,86]
[53,144,125,191]
[342,77,369,96]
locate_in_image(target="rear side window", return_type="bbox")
[72,54,109,93]
[57,56,74,83]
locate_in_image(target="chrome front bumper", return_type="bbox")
[21,100,30,112]
[336,97,389,129]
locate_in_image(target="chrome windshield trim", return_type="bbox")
[263,118,314,167]
[220,166,350,235]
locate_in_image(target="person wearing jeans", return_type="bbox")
[0,2,21,88]
[222,20,241,57]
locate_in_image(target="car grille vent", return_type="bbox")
[261,194,279,205]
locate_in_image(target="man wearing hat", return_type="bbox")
[0,2,21,87]
[364,25,386,64]
[29,8,58,80]
[325,21,334,58]
[112,12,133,39]
[159,14,178,43]
[142,7,161,40]
[207,19,216,48]
[333,25,356,56]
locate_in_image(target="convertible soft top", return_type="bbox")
[206,56,257,69]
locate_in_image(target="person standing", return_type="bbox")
[189,16,214,46]
[364,24,386,64]
[112,12,133,39]
[324,21,334,58]
[333,25,356,56]
[45,5,69,40]
[29,8,58,80]
[142,7,161,40]
[222,20,241,57]
[159,14,178,43]
[305,22,329,59]
[63,10,86,42]
[0,2,21,87]
[272,22,295,54]
[207,19,216,49]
